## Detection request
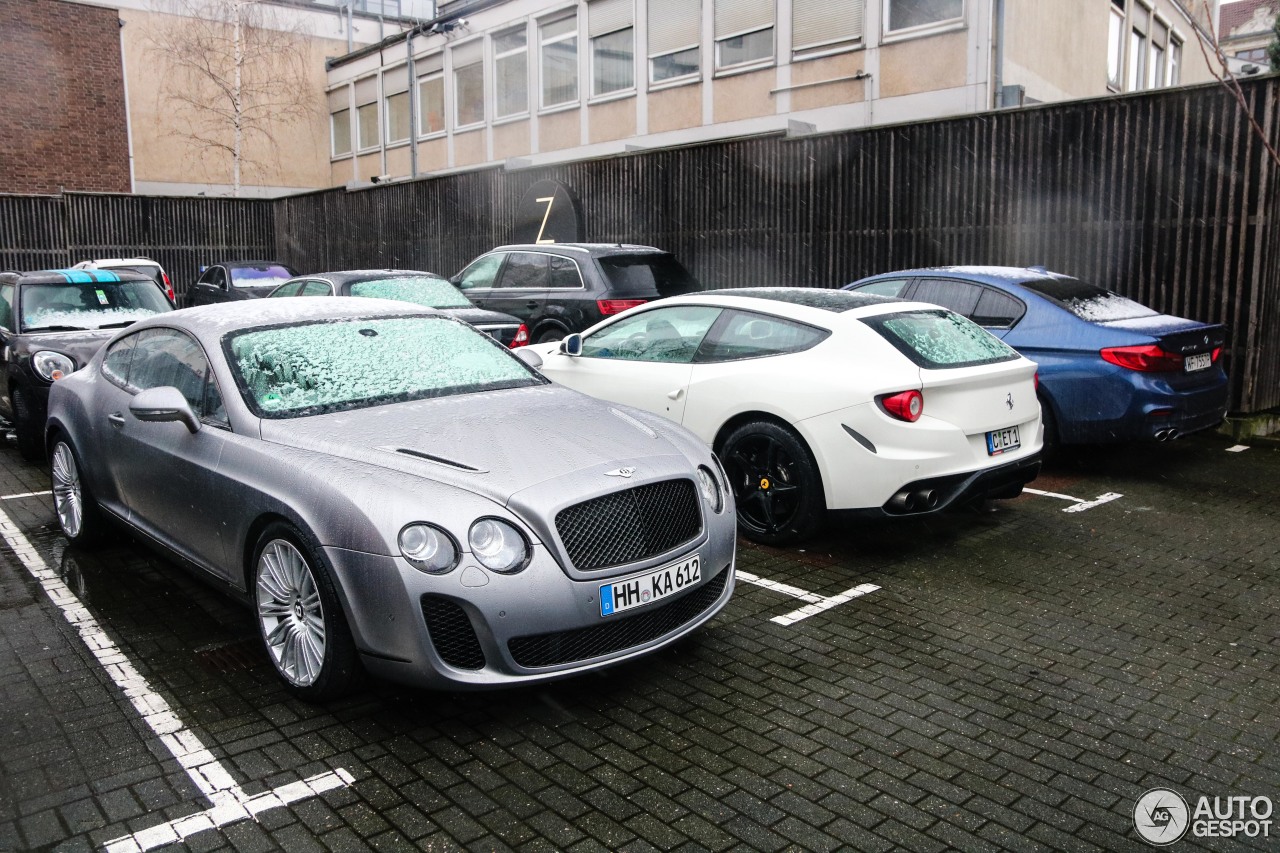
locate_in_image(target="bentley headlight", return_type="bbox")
[468,518,529,573]
[33,351,75,382]
[398,523,458,574]
[696,465,724,514]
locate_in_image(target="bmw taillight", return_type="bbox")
[161,271,174,303]
[598,299,647,315]
[509,324,529,348]
[1211,347,1222,362]
[1099,344,1184,372]
[877,390,924,422]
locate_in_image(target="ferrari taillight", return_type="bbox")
[877,390,924,422]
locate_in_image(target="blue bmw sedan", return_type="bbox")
[845,267,1228,446]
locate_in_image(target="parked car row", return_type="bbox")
[3,245,1230,701]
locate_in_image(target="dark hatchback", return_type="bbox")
[0,268,173,459]
[845,266,1229,445]
[185,261,298,307]
[267,269,530,347]
[451,243,700,344]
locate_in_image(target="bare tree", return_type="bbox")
[1195,0,1280,170]
[145,0,317,196]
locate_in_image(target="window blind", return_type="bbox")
[327,87,350,112]
[793,0,862,49]
[589,0,633,37]
[354,76,378,105]
[649,0,700,54]
[715,0,773,38]
[383,65,409,95]
[452,38,483,67]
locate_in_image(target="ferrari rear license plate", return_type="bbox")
[600,554,700,617]
[1184,352,1212,372]
[986,425,1021,456]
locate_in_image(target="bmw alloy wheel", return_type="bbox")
[50,442,83,538]
[256,539,327,688]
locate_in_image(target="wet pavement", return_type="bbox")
[0,433,1277,852]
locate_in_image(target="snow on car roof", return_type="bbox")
[708,287,904,312]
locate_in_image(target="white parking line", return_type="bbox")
[737,570,880,625]
[1023,487,1123,513]
[1226,445,1250,453]
[0,508,353,852]
[1,490,51,500]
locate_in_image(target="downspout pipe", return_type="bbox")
[408,33,418,178]
[993,0,1005,108]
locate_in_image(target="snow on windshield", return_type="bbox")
[349,277,471,309]
[228,316,540,417]
[865,310,1018,369]
[20,282,171,330]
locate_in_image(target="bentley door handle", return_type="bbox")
[107,413,125,427]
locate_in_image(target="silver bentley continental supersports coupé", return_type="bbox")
[46,298,736,700]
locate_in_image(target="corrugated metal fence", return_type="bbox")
[2,77,1277,411]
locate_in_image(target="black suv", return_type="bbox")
[451,244,699,344]
[0,269,174,459]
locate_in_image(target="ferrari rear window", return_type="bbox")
[862,309,1019,369]
[1018,278,1157,322]
[349,277,471,309]
[226,315,542,418]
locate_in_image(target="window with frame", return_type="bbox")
[125,328,227,427]
[698,310,828,362]
[541,15,579,107]
[494,27,529,118]
[580,306,722,363]
[885,0,962,33]
[0,284,13,331]
[1168,37,1181,85]
[457,254,504,290]
[1127,4,1148,91]
[852,278,910,298]
[1107,0,1125,87]
[384,66,411,144]
[715,0,774,68]
[1128,27,1146,90]
[328,87,352,157]
[417,54,445,136]
[793,0,863,55]
[453,41,485,127]
[649,0,700,82]
[549,256,583,288]
[355,77,380,150]
[589,0,634,96]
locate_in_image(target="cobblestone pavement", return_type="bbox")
[0,433,1276,852]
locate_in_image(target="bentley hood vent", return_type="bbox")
[392,447,486,472]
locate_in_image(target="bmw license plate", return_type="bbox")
[1184,352,1212,372]
[600,554,700,617]
[986,425,1021,456]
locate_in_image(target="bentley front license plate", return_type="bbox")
[986,425,1021,456]
[600,554,701,617]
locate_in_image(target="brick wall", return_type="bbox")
[0,0,132,194]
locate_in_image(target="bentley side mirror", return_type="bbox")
[130,386,201,434]
[515,348,543,369]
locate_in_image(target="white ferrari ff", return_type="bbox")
[528,288,1043,544]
